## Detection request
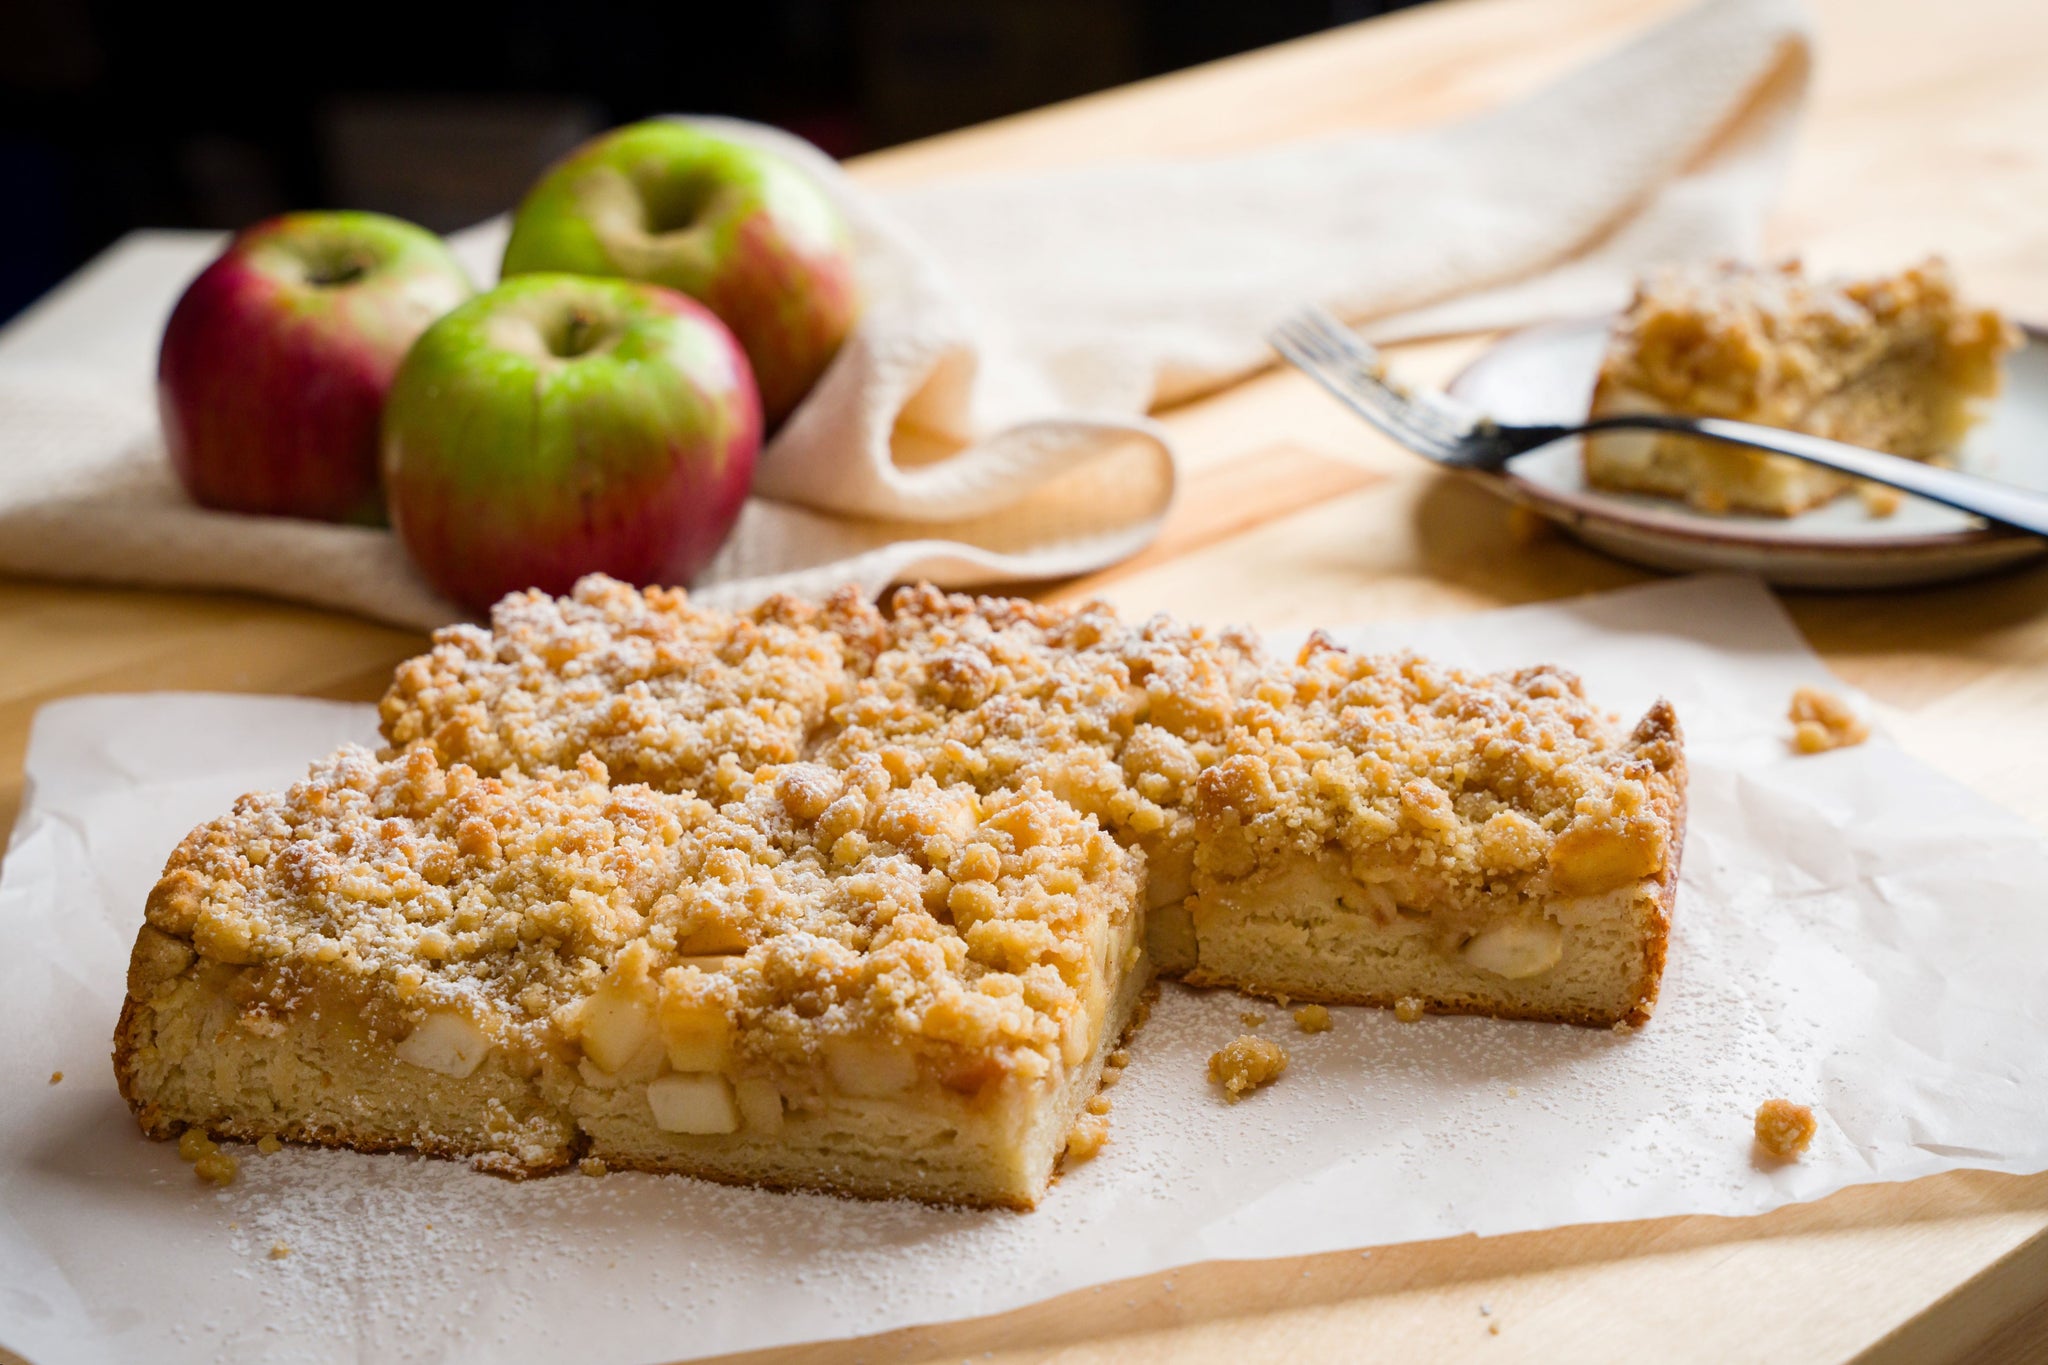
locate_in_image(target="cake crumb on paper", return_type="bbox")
[177,1128,238,1186]
[1754,1098,1817,1159]
[1393,996,1425,1024]
[1789,686,1868,754]
[48,1071,62,1084]
[1293,1004,1332,1033]
[1065,1109,1111,1162]
[268,1241,291,1261]
[1239,1011,1266,1028]
[1209,1035,1288,1103]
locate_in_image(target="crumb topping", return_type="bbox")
[378,576,882,802]
[145,576,1683,1101]
[1789,686,1869,754]
[1604,258,2017,434]
[1209,1035,1288,1102]
[1293,1004,1332,1033]
[1754,1098,1817,1159]
[144,740,1135,1085]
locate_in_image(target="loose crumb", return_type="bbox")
[1065,1110,1111,1161]
[256,1135,282,1155]
[192,1151,238,1186]
[176,1128,239,1186]
[268,1241,291,1261]
[1611,1020,1633,1035]
[1085,1094,1112,1117]
[579,1157,609,1178]
[48,1071,62,1084]
[1393,997,1425,1024]
[1239,1011,1266,1028]
[1858,482,1904,518]
[1489,1323,1501,1336]
[1293,1004,1332,1034]
[1209,1035,1288,1103]
[1754,1098,1818,1159]
[1789,686,1868,754]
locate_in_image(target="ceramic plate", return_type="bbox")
[1446,317,2048,589]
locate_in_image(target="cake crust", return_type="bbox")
[114,577,1689,1206]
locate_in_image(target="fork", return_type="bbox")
[1270,307,2048,539]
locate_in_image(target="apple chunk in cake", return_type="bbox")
[118,576,1686,1208]
[1586,258,2019,516]
[115,745,1147,1207]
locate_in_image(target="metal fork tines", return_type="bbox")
[1269,309,1485,466]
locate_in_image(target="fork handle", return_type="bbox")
[1570,414,2048,539]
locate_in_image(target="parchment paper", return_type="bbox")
[3,574,2045,1365]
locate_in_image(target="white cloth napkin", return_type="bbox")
[0,0,1811,629]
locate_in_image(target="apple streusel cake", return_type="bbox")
[1586,258,2019,516]
[115,576,1686,1208]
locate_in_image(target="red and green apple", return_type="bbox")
[381,273,760,613]
[500,121,858,431]
[158,210,473,523]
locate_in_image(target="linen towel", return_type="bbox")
[0,0,1811,628]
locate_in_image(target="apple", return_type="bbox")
[500,121,858,431]
[158,210,473,523]
[381,273,760,613]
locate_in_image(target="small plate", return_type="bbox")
[1447,317,2048,589]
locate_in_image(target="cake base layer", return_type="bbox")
[1585,384,1853,517]
[115,933,1153,1209]
[1179,859,1671,1027]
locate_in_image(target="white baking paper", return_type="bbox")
[3,573,2046,1365]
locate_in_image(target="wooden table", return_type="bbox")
[5,0,2048,1359]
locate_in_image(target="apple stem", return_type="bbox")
[307,256,369,288]
[559,310,597,358]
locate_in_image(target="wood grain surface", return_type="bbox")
[3,0,2046,1359]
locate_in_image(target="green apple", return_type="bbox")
[158,211,472,523]
[500,121,858,431]
[381,274,760,613]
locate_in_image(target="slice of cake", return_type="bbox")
[115,745,1147,1207]
[1586,258,2019,516]
[115,577,1687,1207]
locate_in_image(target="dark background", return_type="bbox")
[0,0,1422,325]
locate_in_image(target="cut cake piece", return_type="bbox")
[116,745,1146,1207]
[116,577,1687,1208]
[1586,257,2019,516]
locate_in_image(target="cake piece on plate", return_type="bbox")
[1586,258,2019,516]
[117,578,1686,1207]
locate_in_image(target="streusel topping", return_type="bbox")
[1604,258,2016,430]
[145,741,1135,1083]
[1193,641,1682,910]
[379,575,884,800]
